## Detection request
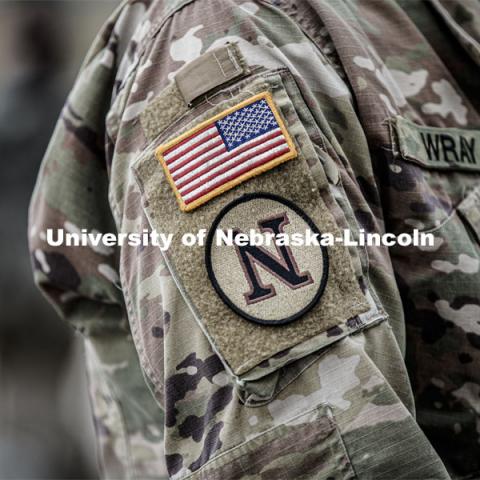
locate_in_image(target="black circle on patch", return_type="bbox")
[205,192,329,326]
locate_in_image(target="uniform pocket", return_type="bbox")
[401,183,480,320]
[132,68,384,404]
[182,404,356,480]
[391,117,480,474]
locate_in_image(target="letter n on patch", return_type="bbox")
[156,92,297,211]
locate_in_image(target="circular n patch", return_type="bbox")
[206,193,329,325]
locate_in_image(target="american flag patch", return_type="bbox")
[156,92,297,211]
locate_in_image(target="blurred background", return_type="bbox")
[0,2,119,478]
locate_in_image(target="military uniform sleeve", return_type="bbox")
[101,1,455,479]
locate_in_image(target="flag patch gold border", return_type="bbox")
[155,91,297,212]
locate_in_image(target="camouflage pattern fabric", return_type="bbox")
[28,0,480,478]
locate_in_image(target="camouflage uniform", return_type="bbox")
[29,0,480,479]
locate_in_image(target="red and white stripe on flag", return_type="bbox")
[156,91,297,211]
